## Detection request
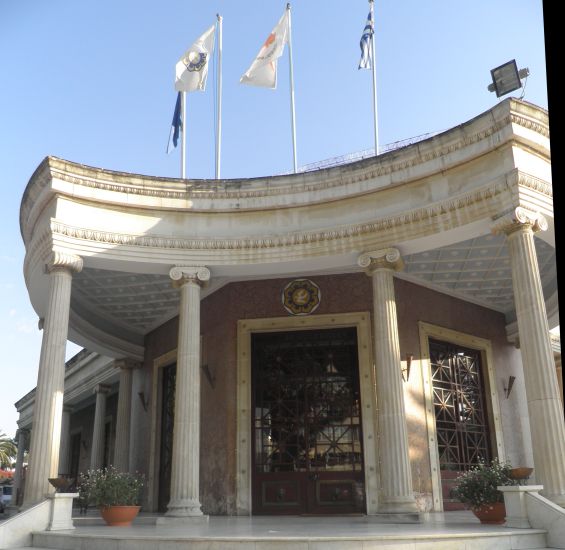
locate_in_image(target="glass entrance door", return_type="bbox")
[252,327,365,515]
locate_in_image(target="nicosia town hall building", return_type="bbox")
[12,98,565,518]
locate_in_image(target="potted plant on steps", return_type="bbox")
[452,459,518,524]
[78,466,145,526]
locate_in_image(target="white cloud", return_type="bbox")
[9,309,16,317]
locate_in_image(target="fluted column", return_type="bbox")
[57,406,73,476]
[493,207,565,506]
[90,384,111,470]
[359,249,418,513]
[161,266,210,521]
[113,359,140,472]
[24,253,83,507]
[12,427,29,506]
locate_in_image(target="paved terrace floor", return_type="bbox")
[58,511,550,540]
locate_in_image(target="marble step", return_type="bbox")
[33,530,549,550]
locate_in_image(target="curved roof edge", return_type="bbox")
[20,98,549,242]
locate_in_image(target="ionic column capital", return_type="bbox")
[45,252,83,274]
[114,358,142,371]
[358,248,404,273]
[492,207,548,236]
[93,383,111,395]
[169,266,211,288]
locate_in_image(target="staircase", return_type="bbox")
[20,513,556,550]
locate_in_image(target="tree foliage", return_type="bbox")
[0,432,17,469]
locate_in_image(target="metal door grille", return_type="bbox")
[430,339,491,471]
[252,328,363,475]
[158,363,176,512]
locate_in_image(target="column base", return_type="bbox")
[378,496,419,514]
[368,512,421,523]
[156,497,208,524]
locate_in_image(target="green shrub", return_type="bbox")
[452,459,517,509]
[78,466,144,508]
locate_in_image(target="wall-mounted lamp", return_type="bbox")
[402,354,413,382]
[504,376,516,399]
[138,391,149,412]
[201,364,216,389]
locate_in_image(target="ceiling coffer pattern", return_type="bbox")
[71,234,555,338]
[403,233,555,313]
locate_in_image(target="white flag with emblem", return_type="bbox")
[175,25,216,92]
[240,10,289,89]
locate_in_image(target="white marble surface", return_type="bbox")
[30,512,550,550]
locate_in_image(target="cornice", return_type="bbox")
[18,101,548,224]
[49,115,514,203]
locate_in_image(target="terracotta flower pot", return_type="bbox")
[99,505,141,526]
[472,501,506,524]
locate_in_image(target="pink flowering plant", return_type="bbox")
[452,458,517,509]
[78,466,144,508]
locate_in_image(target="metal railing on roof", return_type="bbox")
[290,129,444,175]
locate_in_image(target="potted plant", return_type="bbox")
[78,466,145,526]
[451,459,518,524]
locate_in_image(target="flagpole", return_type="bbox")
[215,14,223,180]
[286,3,298,173]
[181,91,187,178]
[370,0,379,155]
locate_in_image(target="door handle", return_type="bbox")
[309,473,319,481]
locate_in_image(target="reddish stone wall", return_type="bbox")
[144,273,515,514]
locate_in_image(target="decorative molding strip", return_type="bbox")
[510,113,550,138]
[49,177,514,253]
[516,171,553,197]
[50,118,516,202]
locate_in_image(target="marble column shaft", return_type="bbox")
[90,384,111,470]
[496,209,565,505]
[12,428,28,505]
[165,266,210,518]
[58,407,72,476]
[359,249,418,513]
[24,253,82,506]
[113,359,139,472]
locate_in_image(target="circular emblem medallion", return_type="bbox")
[184,51,207,72]
[282,279,321,316]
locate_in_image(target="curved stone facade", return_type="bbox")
[16,98,564,514]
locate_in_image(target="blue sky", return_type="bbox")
[0,1,548,438]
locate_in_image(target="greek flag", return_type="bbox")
[358,9,374,70]
[166,92,182,154]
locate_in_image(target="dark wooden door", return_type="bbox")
[158,363,176,513]
[252,328,365,515]
[429,339,492,510]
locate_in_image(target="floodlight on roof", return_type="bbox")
[487,59,530,98]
